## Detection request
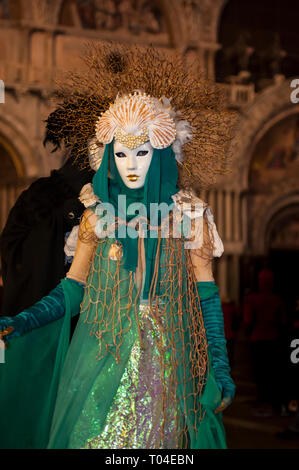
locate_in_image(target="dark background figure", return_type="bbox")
[0,155,93,317]
[243,268,286,416]
[0,107,94,318]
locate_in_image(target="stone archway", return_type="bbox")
[0,116,41,232]
[266,202,299,252]
[227,80,299,307]
[253,193,299,255]
[0,116,40,179]
[0,134,23,181]
[0,134,22,230]
[246,109,299,256]
[231,78,299,191]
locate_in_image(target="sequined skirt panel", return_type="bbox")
[82,304,181,449]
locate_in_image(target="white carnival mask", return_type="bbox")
[113,140,153,189]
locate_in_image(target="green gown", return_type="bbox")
[47,233,226,449]
[0,234,226,450]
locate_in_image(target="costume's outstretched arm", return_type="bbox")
[0,209,97,341]
[190,216,236,413]
[0,280,83,340]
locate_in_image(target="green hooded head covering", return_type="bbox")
[92,142,179,298]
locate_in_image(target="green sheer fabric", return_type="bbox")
[0,145,227,450]
[196,356,227,449]
[46,237,227,449]
[0,242,226,449]
[47,238,140,449]
[0,279,84,449]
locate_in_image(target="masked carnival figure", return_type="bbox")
[0,45,237,449]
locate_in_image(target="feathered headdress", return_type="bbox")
[46,43,237,189]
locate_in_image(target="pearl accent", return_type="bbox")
[114,127,149,150]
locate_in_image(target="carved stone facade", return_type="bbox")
[0,0,298,304]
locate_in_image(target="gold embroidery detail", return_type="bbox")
[114,127,149,150]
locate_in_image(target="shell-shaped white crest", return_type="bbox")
[95,91,177,149]
[149,112,177,149]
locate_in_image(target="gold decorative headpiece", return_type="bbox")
[95,91,178,150]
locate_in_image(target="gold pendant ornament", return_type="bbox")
[109,242,123,261]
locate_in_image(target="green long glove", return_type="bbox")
[197,281,236,411]
[0,278,84,340]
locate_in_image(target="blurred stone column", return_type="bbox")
[217,254,228,299]
[216,189,224,239]
[208,189,216,214]
[241,192,248,246]
[231,253,240,304]
[225,189,232,241]
[234,190,241,242]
